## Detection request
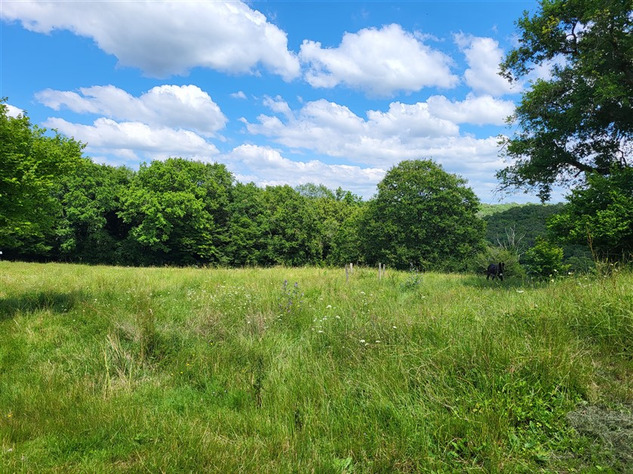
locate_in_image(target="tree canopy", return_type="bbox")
[119,158,233,265]
[361,160,485,270]
[2,103,499,271]
[0,100,84,250]
[548,168,633,259]
[499,0,633,200]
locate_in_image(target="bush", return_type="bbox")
[472,246,525,279]
[522,238,568,279]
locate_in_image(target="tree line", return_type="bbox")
[2,98,631,275]
[0,102,488,269]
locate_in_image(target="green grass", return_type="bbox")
[1,262,632,472]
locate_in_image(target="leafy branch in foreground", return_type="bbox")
[498,0,633,201]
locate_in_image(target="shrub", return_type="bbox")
[472,246,525,279]
[522,238,568,279]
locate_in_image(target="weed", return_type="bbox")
[137,308,158,362]
[400,266,423,291]
[278,279,303,315]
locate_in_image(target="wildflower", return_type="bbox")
[326,304,332,309]
[318,330,324,334]
[392,326,397,329]
[359,339,365,343]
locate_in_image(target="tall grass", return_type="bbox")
[0,262,631,472]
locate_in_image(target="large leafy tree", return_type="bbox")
[0,100,84,251]
[225,182,269,266]
[361,160,485,271]
[548,168,633,259]
[51,159,133,264]
[119,158,233,265]
[259,185,323,266]
[499,0,633,200]
[296,183,364,264]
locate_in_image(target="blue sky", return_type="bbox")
[1,0,553,203]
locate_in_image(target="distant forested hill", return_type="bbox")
[482,203,566,250]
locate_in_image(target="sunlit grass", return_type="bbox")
[1,262,631,471]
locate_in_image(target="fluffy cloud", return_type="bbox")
[43,117,218,164]
[231,91,248,100]
[225,144,385,198]
[426,94,515,125]
[245,96,511,164]
[300,24,458,96]
[2,1,300,79]
[36,85,227,137]
[455,34,518,96]
[242,96,510,199]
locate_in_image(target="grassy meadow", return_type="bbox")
[1,262,632,472]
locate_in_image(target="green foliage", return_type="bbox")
[484,203,564,251]
[0,100,84,251]
[298,184,364,265]
[259,185,324,266]
[477,202,523,218]
[327,204,367,266]
[548,168,633,261]
[499,0,633,200]
[361,160,485,270]
[119,158,233,265]
[483,203,594,272]
[522,238,569,279]
[51,159,133,264]
[225,182,269,266]
[472,245,525,279]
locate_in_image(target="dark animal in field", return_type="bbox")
[486,262,505,281]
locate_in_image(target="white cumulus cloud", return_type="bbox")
[2,1,300,80]
[243,96,509,200]
[245,96,511,164]
[426,94,515,125]
[36,85,227,137]
[224,144,385,198]
[43,117,219,164]
[455,33,518,96]
[5,104,24,118]
[300,24,458,96]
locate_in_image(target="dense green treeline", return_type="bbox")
[2,101,491,270]
[4,153,488,270]
[3,100,631,273]
[4,155,363,267]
